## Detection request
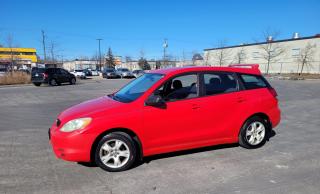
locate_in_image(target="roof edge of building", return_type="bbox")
[204,35,320,51]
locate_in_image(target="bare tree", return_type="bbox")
[258,30,285,74]
[297,43,316,75]
[6,34,17,71]
[212,40,231,66]
[204,51,210,66]
[234,47,247,64]
[49,41,56,63]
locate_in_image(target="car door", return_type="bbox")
[60,69,70,83]
[142,73,204,155]
[194,72,246,142]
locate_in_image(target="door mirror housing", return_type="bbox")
[145,94,166,108]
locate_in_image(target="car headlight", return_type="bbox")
[60,117,92,132]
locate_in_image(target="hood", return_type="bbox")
[58,96,123,122]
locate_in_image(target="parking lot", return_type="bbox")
[1,78,320,194]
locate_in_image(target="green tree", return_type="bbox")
[138,57,151,70]
[105,47,116,68]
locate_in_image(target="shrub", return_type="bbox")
[0,71,31,85]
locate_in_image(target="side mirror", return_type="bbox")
[145,94,166,108]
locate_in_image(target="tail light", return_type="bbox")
[268,87,278,98]
[42,73,48,78]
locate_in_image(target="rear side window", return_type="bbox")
[203,73,238,95]
[31,68,46,74]
[240,74,267,89]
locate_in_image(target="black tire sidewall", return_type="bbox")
[70,78,76,85]
[95,133,136,172]
[239,116,268,149]
[33,83,41,86]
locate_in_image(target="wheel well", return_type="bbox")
[90,128,143,163]
[246,113,272,130]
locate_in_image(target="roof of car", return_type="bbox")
[148,64,261,75]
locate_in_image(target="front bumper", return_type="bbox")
[49,125,95,162]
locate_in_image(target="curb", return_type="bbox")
[0,83,33,89]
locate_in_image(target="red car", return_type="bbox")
[49,64,280,172]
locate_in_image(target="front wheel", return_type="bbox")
[239,116,268,149]
[95,132,137,172]
[70,78,76,85]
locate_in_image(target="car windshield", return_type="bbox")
[112,73,164,103]
[119,68,129,72]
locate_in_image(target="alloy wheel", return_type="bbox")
[99,139,130,169]
[245,121,265,145]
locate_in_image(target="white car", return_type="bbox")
[90,70,99,76]
[71,70,86,79]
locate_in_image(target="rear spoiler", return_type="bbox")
[229,64,259,69]
[228,64,261,74]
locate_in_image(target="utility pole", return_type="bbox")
[96,38,103,70]
[50,41,55,63]
[41,30,47,63]
[163,38,168,67]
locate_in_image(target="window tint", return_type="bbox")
[113,73,164,103]
[240,74,267,89]
[203,73,238,95]
[155,74,198,102]
[60,69,69,75]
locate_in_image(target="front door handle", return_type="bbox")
[192,104,200,109]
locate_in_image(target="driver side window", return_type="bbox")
[155,74,198,102]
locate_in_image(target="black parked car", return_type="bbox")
[31,67,76,86]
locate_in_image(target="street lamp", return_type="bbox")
[96,38,103,71]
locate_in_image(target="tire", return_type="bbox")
[33,83,41,86]
[49,79,57,86]
[95,132,137,172]
[239,116,269,149]
[70,78,76,85]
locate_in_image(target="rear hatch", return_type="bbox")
[31,67,46,81]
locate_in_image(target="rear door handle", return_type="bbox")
[237,97,246,103]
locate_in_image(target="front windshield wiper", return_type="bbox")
[109,94,131,103]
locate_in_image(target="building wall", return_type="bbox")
[204,36,320,74]
[63,60,98,71]
[0,47,37,68]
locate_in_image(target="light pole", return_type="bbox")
[96,38,103,70]
[163,39,168,67]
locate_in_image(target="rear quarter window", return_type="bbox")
[240,74,267,90]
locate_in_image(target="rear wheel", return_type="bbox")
[95,132,137,172]
[49,79,57,86]
[239,116,268,149]
[33,83,41,86]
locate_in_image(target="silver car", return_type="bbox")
[117,68,134,78]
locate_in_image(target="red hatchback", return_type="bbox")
[49,64,280,172]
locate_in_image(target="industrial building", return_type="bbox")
[204,34,320,74]
[0,47,37,70]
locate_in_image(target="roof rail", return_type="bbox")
[229,64,259,69]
